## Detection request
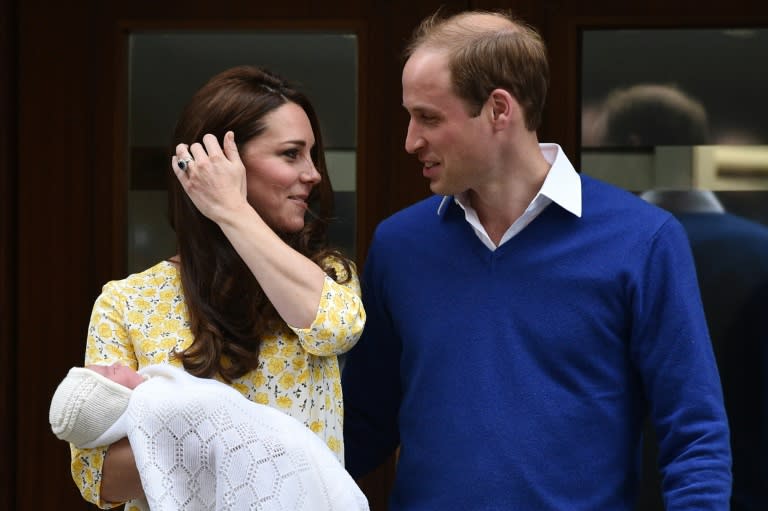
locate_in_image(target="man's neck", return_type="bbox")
[468,140,550,242]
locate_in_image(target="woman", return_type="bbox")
[70,65,365,510]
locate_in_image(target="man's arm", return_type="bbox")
[342,235,402,478]
[631,218,731,509]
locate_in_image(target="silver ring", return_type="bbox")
[177,158,193,172]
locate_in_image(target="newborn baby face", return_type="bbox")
[87,363,145,389]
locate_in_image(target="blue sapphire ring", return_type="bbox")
[177,157,193,172]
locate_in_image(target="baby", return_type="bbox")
[50,363,145,447]
[49,363,368,511]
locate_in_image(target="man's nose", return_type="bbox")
[405,119,425,154]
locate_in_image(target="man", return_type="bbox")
[342,9,731,510]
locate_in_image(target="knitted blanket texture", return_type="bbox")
[87,364,368,511]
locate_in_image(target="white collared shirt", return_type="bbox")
[436,143,583,251]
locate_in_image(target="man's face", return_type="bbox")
[402,48,492,196]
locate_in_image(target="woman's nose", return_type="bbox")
[301,156,321,183]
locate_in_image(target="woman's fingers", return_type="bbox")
[222,131,243,165]
[170,136,244,202]
[188,142,208,164]
[175,143,190,159]
[173,135,239,168]
[201,133,224,161]
[168,133,253,224]
[172,143,193,173]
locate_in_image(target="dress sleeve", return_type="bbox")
[289,259,366,357]
[69,280,138,509]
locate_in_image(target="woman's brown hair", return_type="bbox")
[168,65,351,382]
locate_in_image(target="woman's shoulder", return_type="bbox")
[102,260,181,294]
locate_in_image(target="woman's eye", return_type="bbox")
[283,149,299,160]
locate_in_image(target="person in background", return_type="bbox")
[341,9,731,510]
[68,65,365,510]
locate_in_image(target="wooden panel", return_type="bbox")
[1,0,18,507]
[16,0,97,506]
[470,0,544,24]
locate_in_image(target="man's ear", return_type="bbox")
[488,89,520,130]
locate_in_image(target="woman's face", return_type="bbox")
[240,102,321,233]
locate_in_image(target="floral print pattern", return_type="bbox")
[70,260,364,509]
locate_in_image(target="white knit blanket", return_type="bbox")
[84,364,368,511]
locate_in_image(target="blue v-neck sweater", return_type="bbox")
[343,175,731,510]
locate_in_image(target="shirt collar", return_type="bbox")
[437,143,582,217]
[538,143,582,217]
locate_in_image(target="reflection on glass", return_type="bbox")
[586,83,709,148]
[581,27,768,511]
[580,29,768,194]
[582,28,768,147]
[127,31,358,273]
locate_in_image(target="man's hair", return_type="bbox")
[406,10,549,131]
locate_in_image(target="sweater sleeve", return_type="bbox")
[70,280,138,509]
[341,234,402,478]
[290,259,366,357]
[629,217,732,510]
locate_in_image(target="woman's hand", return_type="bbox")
[101,437,144,503]
[172,131,248,224]
[172,131,327,328]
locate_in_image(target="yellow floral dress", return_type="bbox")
[70,260,365,510]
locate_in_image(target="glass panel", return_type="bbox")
[581,28,768,510]
[582,28,768,147]
[127,31,358,273]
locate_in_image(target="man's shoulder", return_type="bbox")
[384,195,444,222]
[575,174,693,253]
[374,195,444,235]
[581,174,673,223]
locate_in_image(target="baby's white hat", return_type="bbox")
[49,367,132,447]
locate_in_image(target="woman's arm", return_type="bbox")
[173,132,328,329]
[291,260,365,356]
[211,198,326,329]
[71,280,144,507]
[100,438,143,503]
